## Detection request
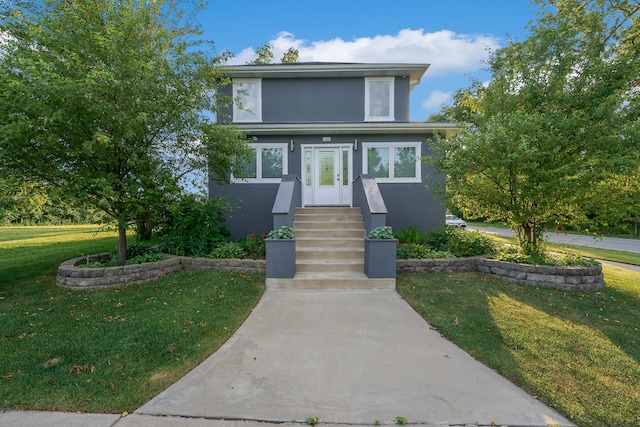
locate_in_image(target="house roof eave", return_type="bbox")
[231,122,463,138]
[221,63,429,89]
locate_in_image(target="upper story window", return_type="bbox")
[365,77,394,121]
[362,142,421,183]
[233,79,262,122]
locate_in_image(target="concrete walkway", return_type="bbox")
[0,289,575,427]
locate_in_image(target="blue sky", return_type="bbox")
[199,0,536,120]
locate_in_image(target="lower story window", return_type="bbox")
[233,143,287,183]
[362,142,421,183]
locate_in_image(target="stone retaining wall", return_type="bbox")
[397,257,604,290]
[58,254,603,291]
[474,258,604,290]
[57,254,266,290]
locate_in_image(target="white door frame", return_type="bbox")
[302,144,353,207]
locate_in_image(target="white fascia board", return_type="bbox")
[232,122,462,137]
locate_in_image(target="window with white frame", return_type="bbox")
[233,79,262,122]
[362,142,421,183]
[233,143,287,183]
[365,77,394,121]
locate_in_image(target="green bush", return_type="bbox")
[238,233,266,259]
[424,229,448,251]
[113,241,159,260]
[396,243,456,259]
[497,245,599,267]
[126,252,165,264]
[208,242,246,259]
[445,228,496,257]
[395,225,428,245]
[159,195,232,257]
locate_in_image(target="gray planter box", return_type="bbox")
[266,238,296,278]
[364,238,397,278]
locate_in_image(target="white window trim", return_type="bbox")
[233,78,262,123]
[232,143,287,183]
[365,77,395,122]
[361,142,421,183]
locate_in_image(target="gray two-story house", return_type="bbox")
[210,62,458,239]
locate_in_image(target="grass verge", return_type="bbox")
[481,232,640,266]
[0,226,264,413]
[397,266,640,427]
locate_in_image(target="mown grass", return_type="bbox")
[397,266,640,427]
[473,227,640,266]
[0,226,264,413]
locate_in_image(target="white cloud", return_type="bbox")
[422,89,452,110]
[228,29,500,76]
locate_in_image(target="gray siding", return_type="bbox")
[263,78,363,122]
[211,133,444,239]
[217,76,411,123]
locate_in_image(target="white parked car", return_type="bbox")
[446,214,467,228]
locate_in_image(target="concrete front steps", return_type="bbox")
[267,207,395,290]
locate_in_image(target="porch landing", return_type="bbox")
[266,207,395,290]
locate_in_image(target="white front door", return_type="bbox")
[304,146,352,206]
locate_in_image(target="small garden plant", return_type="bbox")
[267,225,295,239]
[368,225,394,239]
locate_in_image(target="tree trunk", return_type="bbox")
[136,214,153,241]
[118,226,127,266]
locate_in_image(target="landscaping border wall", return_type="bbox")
[58,254,603,291]
[57,254,266,290]
[397,257,605,290]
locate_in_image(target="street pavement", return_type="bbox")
[469,225,640,254]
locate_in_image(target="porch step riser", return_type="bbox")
[296,263,364,274]
[266,278,396,290]
[295,221,364,230]
[296,230,365,238]
[296,208,360,215]
[296,250,363,260]
[295,215,363,222]
[296,239,364,249]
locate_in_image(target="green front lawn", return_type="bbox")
[0,226,264,413]
[397,266,640,427]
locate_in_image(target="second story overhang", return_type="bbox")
[222,63,429,90]
[234,121,462,139]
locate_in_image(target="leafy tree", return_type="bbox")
[426,0,640,256]
[281,47,299,63]
[0,0,251,264]
[251,43,274,64]
[250,43,299,64]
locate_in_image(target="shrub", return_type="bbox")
[445,228,496,257]
[395,225,428,245]
[424,229,448,251]
[126,252,165,264]
[238,233,266,259]
[113,241,160,260]
[159,195,232,257]
[208,242,246,259]
[497,245,599,267]
[397,243,456,259]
